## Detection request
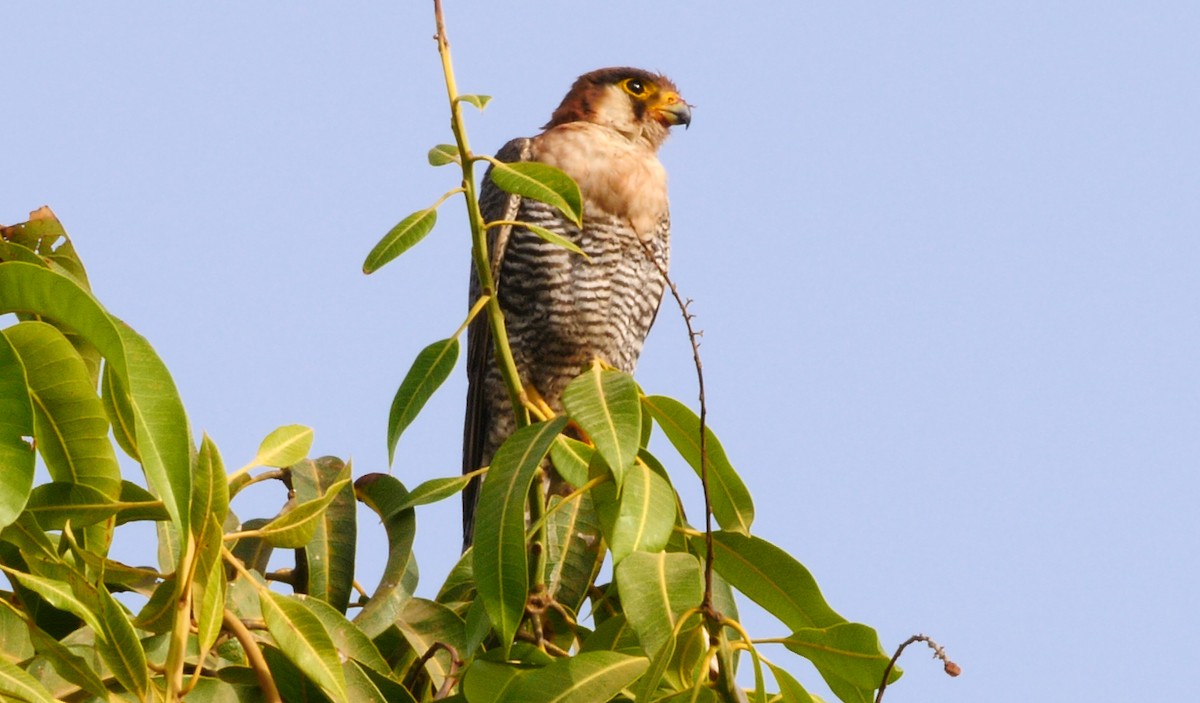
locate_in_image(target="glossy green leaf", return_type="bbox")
[252,424,313,469]
[388,337,459,465]
[0,332,34,529]
[463,659,528,703]
[543,492,604,614]
[23,482,117,530]
[458,94,492,110]
[563,367,641,485]
[229,518,273,576]
[95,583,150,700]
[1,208,91,288]
[594,461,676,562]
[24,622,110,700]
[428,143,461,166]
[550,435,593,488]
[516,221,587,258]
[643,395,754,534]
[363,208,438,274]
[474,418,568,651]
[0,657,55,703]
[4,321,121,498]
[254,477,351,549]
[100,362,138,460]
[396,597,467,688]
[396,473,473,510]
[260,591,348,701]
[112,480,169,525]
[633,620,679,703]
[352,473,417,637]
[782,623,895,703]
[0,568,102,635]
[355,661,420,703]
[0,262,192,535]
[700,532,843,631]
[489,161,583,227]
[507,650,649,703]
[616,551,702,658]
[294,456,357,612]
[768,662,817,703]
[296,596,391,675]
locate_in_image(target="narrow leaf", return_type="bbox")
[254,477,352,548]
[0,332,34,529]
[474,418,568,652]
[352,473,417,637]
[782,623,895,703]
[395,598,467,688]
[519,222,588,258]
[0,568,103,635]
[550,436,593,488]
[594,461,676,563]
[698,532,844,631]
[24,482,117,530]
[543,492,604,614]
[363,208,438,274]
[388,338,459,465]
[563,366,641,485]
[95,583,150,700]
[643,395,754,534]
[507,651,649,703]
[396,473,473,510]
[615,551,702,657]
[0,658,55,703]
[428,143,461,166]
[294,456,357,612]
[296,596,391,675]
[489,162,583,227]
[767,662,817,703]
[260,591,349,701]
[253,424,313,469]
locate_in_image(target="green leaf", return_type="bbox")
[396,473,473,510]
[94,582,150,700]
[543,492,604,614]
[295,596,391,675]
[767,661,817,703]
[458,94,492,110]
[563,366,641,485]
[615,551,702,658]
[489,161,583,227]
[428,143,461,166]
[395,598,467,688]
[24,622,110,700]
[0,332,34,529]
[700,532,844,631]
[0,657,55,703]
[254,476,352,549]
[293,456,357,612]
[782,623,895,703]
[352,473,417,638]
[643,395,754,534]
[0,568,103,635]
[260,591,349,701]
[229,518,273,576]
[4,321,121,498]
[463,659,529,703]
[0,262,192,536]
[387,337,460,465]
[363,208,438,274]
[474,418,568,652]
[518,222,588,258]
[252,424,313,469]
[594,460,676,563]
[507,651,649,703]
[23,482,117,530]
[101,362,138,460]
[550,435,593,488]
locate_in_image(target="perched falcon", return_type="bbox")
[463,67,691,545]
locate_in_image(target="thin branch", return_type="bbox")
[223,608,282,703]
[875,634,960,703]
[637,239,716,617]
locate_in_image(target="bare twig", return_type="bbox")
[223,609,282,703]
[638,239,715,617]
[407,641,465,699]
[875,634,960,703]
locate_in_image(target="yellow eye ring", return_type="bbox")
[623,78,646,96]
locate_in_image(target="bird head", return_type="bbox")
[543,67,691,148]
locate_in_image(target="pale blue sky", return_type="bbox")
[5,3,1199,700]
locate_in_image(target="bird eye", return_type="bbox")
[624,78,645,96]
